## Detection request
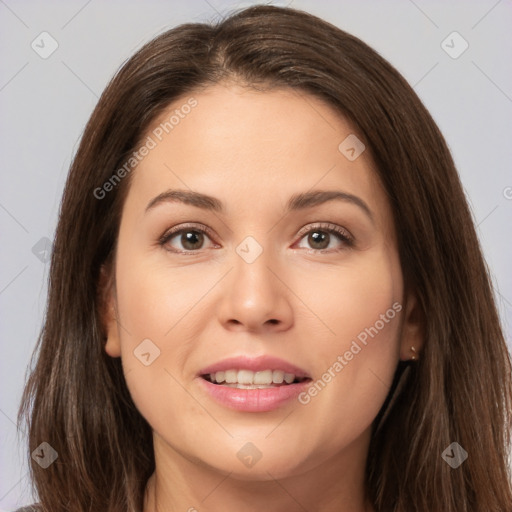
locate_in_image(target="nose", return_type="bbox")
[216,243,294,334]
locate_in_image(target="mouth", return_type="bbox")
[197,355,312,411]
[201,369,312,389]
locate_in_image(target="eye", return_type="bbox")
[295,222,354,252]
[158,223,217,253]
[159,222,354,254]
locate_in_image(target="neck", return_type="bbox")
[144,430,374,512]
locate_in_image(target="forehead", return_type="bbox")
[125,83,388,221]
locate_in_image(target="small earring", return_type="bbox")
[410,346,417,361]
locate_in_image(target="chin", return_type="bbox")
[197,447,311,481]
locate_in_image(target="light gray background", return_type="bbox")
[1,0,511,509]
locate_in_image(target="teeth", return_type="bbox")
[208,369,300,385]
[224,383,279,389]
[238,369,254,385]
[254,370,273,385]
[272,370,284,384]
[225,369,237,383]
[284,373,295,384]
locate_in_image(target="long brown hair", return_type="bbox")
[18,5,512,511]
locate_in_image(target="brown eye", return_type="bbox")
[177,230,205,250]
[306,230,331,250]
[159,224,216,253]
[296,223,353,252]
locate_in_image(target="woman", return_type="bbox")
[17,5,512,512]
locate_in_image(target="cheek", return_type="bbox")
[115,251,208,343]
[299,248,402,350]
[112,251,203,422]
[295,250,402,427]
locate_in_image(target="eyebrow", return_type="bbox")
[145,188,374,222]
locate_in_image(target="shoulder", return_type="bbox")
[14,506,40,512]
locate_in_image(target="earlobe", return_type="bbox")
[97,263,122,358]
[399,293,424,361]
[104,307,122,358]
[105,334,122,358]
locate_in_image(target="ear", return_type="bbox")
[399,292,424,361]
[97,262,121,358]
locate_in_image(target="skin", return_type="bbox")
[102,82,423,512]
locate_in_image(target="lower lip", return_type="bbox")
[197,377,311,412]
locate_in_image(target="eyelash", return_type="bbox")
[158,222,354,254]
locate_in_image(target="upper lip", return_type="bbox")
[198,355,311,379]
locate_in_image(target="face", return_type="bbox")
[103,83,421,480]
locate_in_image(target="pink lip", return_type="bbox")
[197,377,311,412]
[196,355,311,412]
[198,355,310,378]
